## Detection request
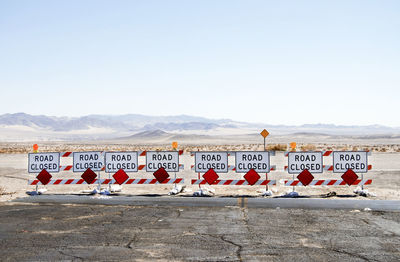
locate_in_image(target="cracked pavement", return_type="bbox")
[0,203,399,261]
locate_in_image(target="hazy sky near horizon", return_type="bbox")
[1,0,399,126]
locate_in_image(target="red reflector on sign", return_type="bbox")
[81,168,97,184]
[203,169,219,185]
[153,167,169,183]
[36,169,52,185]
[113,169,129,185]
[297,169,314,186]
[244,169,260,185]
[341,169,359,186]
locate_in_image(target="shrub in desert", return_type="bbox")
[266,144,287,151]
[300,144,316,151]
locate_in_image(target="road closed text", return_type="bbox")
[146,151,179,172]
[73,152,104,172]
[288,152,323,174]
[235,152,270,173]
[195,152,228,173]
[105,152,138,173]
[28,153,60,173]
[333,151,368,173]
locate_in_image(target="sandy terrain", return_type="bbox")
[1,142,399,202]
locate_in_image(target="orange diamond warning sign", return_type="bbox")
[260,129,269,138]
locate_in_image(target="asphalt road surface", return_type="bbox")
[1,197,400,261]
[13,195,400,211]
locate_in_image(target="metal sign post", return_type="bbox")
[290,142,296,192]
[260,129,269,191]
[172,142,178,191]
[97,171,101,191]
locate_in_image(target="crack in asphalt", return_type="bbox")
[201,233,243,262]
[58,250,85,261]
[174,208,181,219]
[220,235,243,262]
[361,218,370,225]
[241,208,250,231]
[329,248,379,262]
[125,234,138,249]
[328,239,379,262]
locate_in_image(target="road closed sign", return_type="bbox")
[195,152,228,173]
[333,151,368,173]
[73,152,104,172]
[105,152,138,173]
[28,152,60,173]
[288,152,323,174]
[146,151,179,172]
[235,152,270,173]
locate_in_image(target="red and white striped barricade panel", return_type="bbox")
[284,179,372,186]
[29,178,184,185]
[191,179,277,186]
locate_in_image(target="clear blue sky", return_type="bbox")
[1,0,399,126]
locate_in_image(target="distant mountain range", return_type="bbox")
[0,113,235,132]
[0,112,399,141]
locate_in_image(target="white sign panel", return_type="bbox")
[105,152,138,173]
[333,151,368,173]
[235,151,270,173]
[73,152,104,172]
[146,151,179,172]
[28,152,60,173]
[288,152,323,174]
[195,152,228,173]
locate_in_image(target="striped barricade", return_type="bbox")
[284,179,372,187]
[29,178,184,185]
[191,179,277,186]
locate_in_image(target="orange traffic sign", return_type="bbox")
[172,141,178,149]
[260,129,269,138]
[290,142,297,150]
[33,144,39,153]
